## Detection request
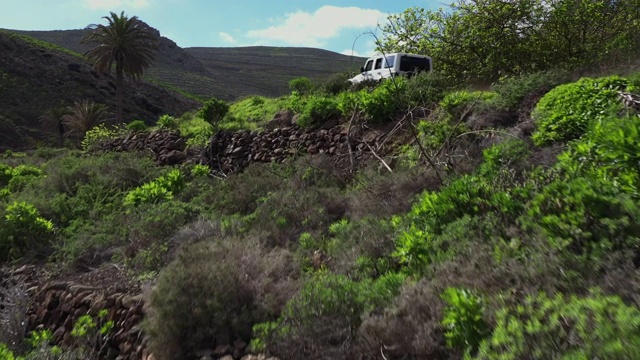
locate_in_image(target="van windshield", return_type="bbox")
[363,60,374,72]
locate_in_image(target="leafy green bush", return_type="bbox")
[198,97,229,129]
[558,113,640,193]
[318,72,351,95]
[405,70,450,106]
[475,289,640,359]
[125,120,146,131]
[441,287,488,354]
[297,95,340,128]
[361,78,405,123]
[252,271,405,358]
[156,114,177,129]
[81,124,126,152]
[439,90,498,120]
[532,75,631,146]
[338,79,405,123]
[124,169,185,207]
[393,173,523,274]
[175,113,213,147]
[0,201,54,261]
[0,164,43,193]
[490,69,569,110]
[289,77,314,95]
[525,176,640,261]
[414,117,470,154]
[190,164,210,178]
[224,96,290,130]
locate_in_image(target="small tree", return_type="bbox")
[289,77,314,95]
[198,97,229,131]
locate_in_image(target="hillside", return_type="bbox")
[0,30,200,150]
[9,28,365,101]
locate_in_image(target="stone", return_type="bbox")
[213,344,232,356]
[53,326,66,342]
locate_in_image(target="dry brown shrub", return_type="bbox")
[356,278,448,360]
[0,275,30,353]
[144,236,299,360]
[346,166,439,220]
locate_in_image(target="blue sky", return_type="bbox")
[0,0,440,56]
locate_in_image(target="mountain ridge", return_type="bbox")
[6,27,365,101]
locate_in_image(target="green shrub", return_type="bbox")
[318,72,351,95]
[525,176,640,262]
[190,164,210,178]
[475,289,640,359]
[415,117,470,154]
[175,113,213,147]
[0,164,43,193]
[338,79,405,123]
[439,90,498,120]
[0,343,17,360]
[252,271,405,357]
[125,120,147,131]
[361,79,405,123]
[124,169,185,207]
[393,173,524,274]
[0,201,54,261]
[441,287,489,354]
[156,114,177,129]
[289,77,314,95]
[198,97,229,129]
[297,95,340,128]
[558,113,640,193]
[145,241,259,360]
[81,124,126,152]
[405,70,450,106]
[532,75,631,146]
[490,69,569,110]
[223,96,291,130]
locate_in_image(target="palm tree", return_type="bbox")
[82,11,158,123]
[40,105,71,146]
[62,100,109,138]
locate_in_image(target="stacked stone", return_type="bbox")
[97,130,202,166]
[28,282,146,360]
[206,126,386,174]
[96,124,388,174]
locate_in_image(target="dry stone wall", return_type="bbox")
[97,124,390,172]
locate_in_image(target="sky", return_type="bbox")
[0,0,440,57]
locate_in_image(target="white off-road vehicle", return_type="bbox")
[348,53,432,84]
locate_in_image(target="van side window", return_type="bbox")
[374,58,383,70]
[364,60,373,72]
[385,55,395,68]
[399,56,432,73]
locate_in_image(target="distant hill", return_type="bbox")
[9,28,366,101]
[0,30,200,150]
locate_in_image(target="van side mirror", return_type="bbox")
[360,66,365,73]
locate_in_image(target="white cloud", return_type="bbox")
[246,5,386,47]
[85,0,150,10]
[341,49,362,57]
[219,32,236,44]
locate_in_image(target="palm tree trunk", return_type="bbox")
[116,62,124,124]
